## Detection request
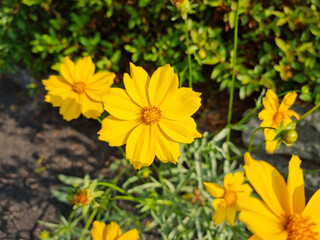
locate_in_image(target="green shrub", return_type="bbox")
[1,0,319,101]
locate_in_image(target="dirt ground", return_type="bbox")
[0,76,117,239]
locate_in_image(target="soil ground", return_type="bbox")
[0,75,253,240]
[0,76,116,239]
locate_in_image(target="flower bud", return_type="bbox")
[281,129,298,145]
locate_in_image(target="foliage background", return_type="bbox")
[1,0,320,101]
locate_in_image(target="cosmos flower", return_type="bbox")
[98,63,202,170]
[204,172,252,226]
[42,56,115,121]
[258,89,299,153]
[239,153,320,240]
[91,221,139,240]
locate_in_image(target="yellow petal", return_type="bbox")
[59,96,82,121]
[80,94,103,119]
[75,56,95,83]
[248,235,263,240]
[265,138,279,154]
[85,71,115,102]
[117,229,139,240]
[243,153,290,217]
[263,89,279,112]
[155,126,180,164]
[279,91,297,112]
[236,183,253,198]
[258,109,273,122]
[286,110,299,120]
[98,116,140,146]
[287,155,305,214]
[102,88,141,120]
[238,197,287,240]
[203,182,225,198]
[160,88,201,120]
[158,117,201,144]
[104,221,122,240]
[303,189,320,224]
[126,124,156,170]
[45,94,64,107]
[60,56,76,84]
[123,63,150,107]
[148,65,178,106]
[42,75,73,98]
[211,202,227,225]
[264,129,279,154]
[91,221,107,240]
[225,205,237,226]
[224,172,245,189]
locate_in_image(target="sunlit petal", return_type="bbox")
[244,153,290,217]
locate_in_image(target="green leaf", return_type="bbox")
[293,73,307,83]
[275,38,288,52]
[309,25,320,36]
[22,0,41,6]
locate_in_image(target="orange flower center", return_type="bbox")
[143,106,162,124]
[73,189,92,206]
[273,111,285,127]
[286,214,318,240]
[223,190,237,206]
[72,82,86,94]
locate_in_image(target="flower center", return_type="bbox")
[273,111,285,127]
[142,106,162,124]
[286,214,318,240]
[72,82,86,94]
[223,190,237,206]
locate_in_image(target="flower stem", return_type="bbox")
[79,208,97,240]
[185,18,192,88]
[97,117,102,124]
[226,0,239,160]
[248,127,275,152]
[296,102,320,124]
[97,182,130,196]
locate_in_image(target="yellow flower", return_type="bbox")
[204,172,252,226]
[258,89,299,153]
[91,221,139,240]
[238,153,320,240]
[42,56,115,121]
[98,63,202,170]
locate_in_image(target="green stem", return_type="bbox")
[97,182,130,196]
[79,208,98,240]
[227,141,265,162]
[185,18,192,88]
[226,0,239,160]
[296,102,320,124]
[248,127,275,152]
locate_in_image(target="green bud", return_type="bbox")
[281,129,298,144]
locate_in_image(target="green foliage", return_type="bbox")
[41,133,250,239]
[0,0,319,100]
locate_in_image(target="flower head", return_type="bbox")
[258,89,299,153]
[91,221,139,240]
[42,56,115,121]
[204,172,252,226]
[238,153,320,240]
[98,63,202,169]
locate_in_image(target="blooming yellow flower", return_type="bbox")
[238,153,320,240]
[98,63,202,170]
[91,221,139,240]
[42,56,115,121]
[204,172,252,226]
[258,89,299,153]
